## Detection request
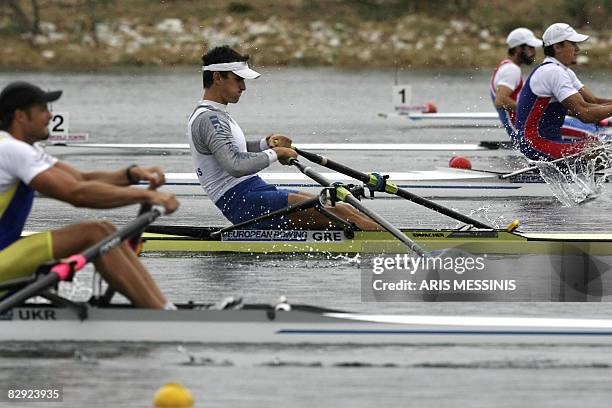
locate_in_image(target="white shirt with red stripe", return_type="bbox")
[491,60,522,93]
[528,56,583,102]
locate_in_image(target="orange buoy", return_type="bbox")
[423,102,437,113]
[449,156,472,170]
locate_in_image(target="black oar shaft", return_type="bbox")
[0,208,163,314]
[296,148,369,183]
[294,147,493,230]
[293,160,427,256]
[0,274,59,313]
[128,202,153,250]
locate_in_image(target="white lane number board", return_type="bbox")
[393,85,412,110]
[49,112,69,136]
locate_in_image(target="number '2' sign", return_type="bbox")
[49,112,69,135]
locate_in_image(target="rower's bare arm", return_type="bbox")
[562,93,612,123]
[55,161,166,188]
[29,165,179,213]
[494,85,516,111]
[579,86,612,105]
[52,161,85,181]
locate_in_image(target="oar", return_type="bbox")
[289,158,432,256]
[0,207,165,314]
[292,147,495,230]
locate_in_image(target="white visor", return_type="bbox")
[202,61,261,79]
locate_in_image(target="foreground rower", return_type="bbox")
[0,81,179,309]
[515,23,612,161]
[186,45,380,230]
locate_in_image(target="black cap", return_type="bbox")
[0,81,62,115]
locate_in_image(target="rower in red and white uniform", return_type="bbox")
[491,27,598,142]
[515,23,612,161]
[490,28,540,137]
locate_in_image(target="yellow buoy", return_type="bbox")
[153,383,194,408]
[506,219,521,232]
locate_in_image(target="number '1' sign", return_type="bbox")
[392,85,412,111]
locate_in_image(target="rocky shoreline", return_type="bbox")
[1,12,610,71]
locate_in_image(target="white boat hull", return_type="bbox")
[4,305,612,344]
[42,141,518,156]
[379,111,502,128]
[155,169,568,199]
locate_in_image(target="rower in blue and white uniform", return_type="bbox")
[515,23,612,161]
[187,45,380,230]
[491,27,597,142]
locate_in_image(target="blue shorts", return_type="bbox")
[215,176,298,230]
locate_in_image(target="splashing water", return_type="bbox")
[328,253,361,265]
[454,205,509,229]
[57,265,95,301]
[469,205,508,228]
[534,145,612,207]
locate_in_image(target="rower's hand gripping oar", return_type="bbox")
[289,158,431,257]
[0,207,166,314]
[292,147,503,231]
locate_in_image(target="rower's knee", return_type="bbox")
[51,221,120,259]
[288,192,315,205]
[81,221,117,243]
[333,203,356,218]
